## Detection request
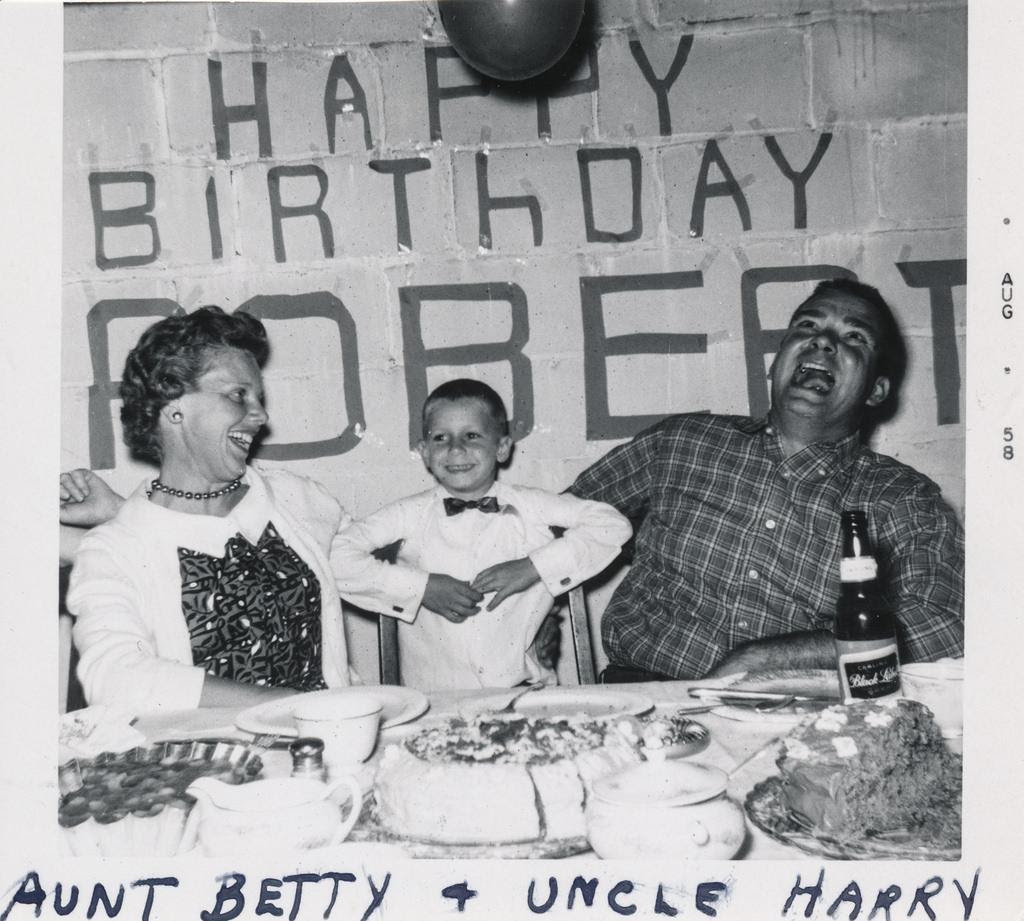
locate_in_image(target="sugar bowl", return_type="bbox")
[585,761,746,859]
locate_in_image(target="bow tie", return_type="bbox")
[443,496,500,516]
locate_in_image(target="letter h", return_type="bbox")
[476,151,542,249]
[208,58,272,160]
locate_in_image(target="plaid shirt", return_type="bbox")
[569,414,964,679]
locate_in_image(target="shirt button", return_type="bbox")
[738,620,748,628]
[765,426,774,435]
[748,568,760,580]
[818,467,828,477]
[765,519,777,530]
[780,470,791,480]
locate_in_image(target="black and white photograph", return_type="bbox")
[1,0,1021,917]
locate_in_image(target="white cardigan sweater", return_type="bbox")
[67,466,353,713]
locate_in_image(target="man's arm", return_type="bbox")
[330,501,429,622]
[710,482,965,678]
[878,484,965,662]
[707,629,837,678]
[566,420,663,519]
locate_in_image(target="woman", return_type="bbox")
[63,307,353,711]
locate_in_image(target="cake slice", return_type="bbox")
[776,697,961,845]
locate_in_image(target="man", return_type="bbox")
[569,278,964,681]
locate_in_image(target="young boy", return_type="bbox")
[331,379,632,689]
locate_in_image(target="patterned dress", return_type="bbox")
[179,521,327,691]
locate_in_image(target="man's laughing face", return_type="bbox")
[769,290,891,437]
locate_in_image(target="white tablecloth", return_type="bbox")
[132,680,800,859]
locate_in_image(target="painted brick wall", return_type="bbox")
[62,0,967,680]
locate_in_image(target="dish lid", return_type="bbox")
[591,761,728,807]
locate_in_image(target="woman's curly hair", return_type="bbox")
[119,306,269,464]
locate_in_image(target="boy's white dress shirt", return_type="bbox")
[331,482,632,689]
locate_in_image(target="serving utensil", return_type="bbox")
[496,682,545,713]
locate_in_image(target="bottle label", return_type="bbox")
[836,640,901,701]
[840,556,878,582]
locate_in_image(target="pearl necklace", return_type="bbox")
[147,477,243,501]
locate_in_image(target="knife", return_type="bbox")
[688,686,837,703]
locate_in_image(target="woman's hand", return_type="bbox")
[60,469,125,527]
[471,558,541,610]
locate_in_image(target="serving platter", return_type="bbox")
[744,777,961,861]
[236,686,429,738]
[710,699,833,725]
[689,668,842,704]
[349,799,589,859]
[458,686,654,720]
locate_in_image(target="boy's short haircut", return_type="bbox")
[421,378,510,437]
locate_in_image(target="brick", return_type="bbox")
[806,227,966,332]
[591,0,642,29]
[64,59,166,169]
[267,49,383,157]
[163,54,224,159]
[163,50,383,161]
[377,42,595,148]
[230,154,449,263]
[165,48,382,158]
[64,162,231,274]
[662,127,874,242]
[64,3,211,55]
[597,27,807,139]
[213,1,433,49]
[61,386,94,470]
[875,121,966,224]
[165,50,384,160]
[187,263,394,363]
[452,145,657,254]
[811,8,967,122]
[523,354,590,462]
[651,0,959,26]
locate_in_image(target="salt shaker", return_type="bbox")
[289,737,327,782]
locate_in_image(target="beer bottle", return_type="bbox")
[834,510,901,702]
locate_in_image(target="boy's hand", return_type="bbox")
[471,558,541,610]
[422,573,484,623]
[60,469,125,527]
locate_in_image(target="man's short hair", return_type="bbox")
[794,277,907,393]
[421,379,510,437]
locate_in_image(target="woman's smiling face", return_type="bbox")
[163,347,268,488]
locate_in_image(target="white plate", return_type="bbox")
[236,686,429,738]
[711,701,829,726]
[460,687,653,720]
[592,761,728,807]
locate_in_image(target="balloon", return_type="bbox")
[438,0,587,82]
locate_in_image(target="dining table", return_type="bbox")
[124,680,806,860]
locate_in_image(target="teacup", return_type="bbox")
[900,658,964,738]
[293,691,383,771]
